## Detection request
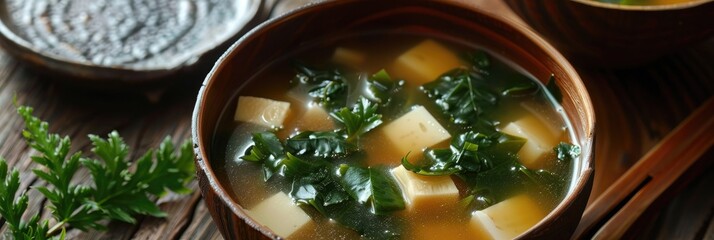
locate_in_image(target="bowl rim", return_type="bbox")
[192,0,596,238]
[570,0,713,10]
[0,0,263,80]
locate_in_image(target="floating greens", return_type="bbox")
[237,48,580,238]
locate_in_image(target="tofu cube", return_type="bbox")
[234,96,291,128]
[381,106,451,155]
[391,165,459,211]
[387,39,462,85]
[470,194,546,240]
[332,47,366,69]
[246,192,311,238]
[500,114,562,169]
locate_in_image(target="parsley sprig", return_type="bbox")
[0,106,194,239]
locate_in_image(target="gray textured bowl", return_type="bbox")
[0,0,264,88]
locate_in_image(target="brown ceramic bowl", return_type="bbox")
[505,0,714,67]
[0,0,264,88]
[192,0,596,239]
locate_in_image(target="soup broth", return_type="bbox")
[212,33,580,239]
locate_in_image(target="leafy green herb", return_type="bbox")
[0,159,50,240]
[309,81,348,109]
[242,132,286,181]
[335,165,405,214]
[555,142,581,162]
[282,152,328,177]
[422,68,498,127]
[0,106,195,238]
[545,75,563,103]
[294,62,350,110]
[239,92,404,230]
[290,165,349,214]
[369,167,405,214]
[331,97,383,141]
[401,131,524,176]
[365,70,404,105]
[337,165,372,204]
[241,132,284,162]
[286,131,357,159]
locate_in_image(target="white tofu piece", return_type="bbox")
[234,96,291,128]
[471,211,513,240]
[470,194,546,240]
[246,192,311,238]
[391,165,459,211]
[332,47,366,68]
[295,103,334,131]
[387,39,462,85]
[500,114,561,169]
[381,106,451,155]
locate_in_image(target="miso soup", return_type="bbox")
[212,33,581,239]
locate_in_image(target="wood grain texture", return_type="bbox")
[574,98,714,238]
[504,0,714,67]
[0,0,711,239]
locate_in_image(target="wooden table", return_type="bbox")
[0,0,711,239]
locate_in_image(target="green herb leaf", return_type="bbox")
[286,131,357,159]
[282,152,327,177]
[242,132,284,162]
[241,132,286,180]
[401,149,461,176]
[8,105,194,238]
[309,80,349,109]
[365,69,404,105]
[290,166,349,213]
[555,142,581,162]
[422,68,498,127]
[294,62,350,110]
[401,131,522,176]
[369,167,405,214]
[0,158,51,240]
[331,97,383,141]
[80,133,195,224]
[337,165,372,204]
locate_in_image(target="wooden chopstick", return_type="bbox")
[573,97,714,239]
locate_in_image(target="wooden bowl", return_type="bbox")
[192,0,596,239]
[505,0,714,67]
[0,0,264,88]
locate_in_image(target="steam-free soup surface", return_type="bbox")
[212,33,580,239]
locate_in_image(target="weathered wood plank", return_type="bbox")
[0,48,205,239]
[179,199,224,240]
[0,1,710,239]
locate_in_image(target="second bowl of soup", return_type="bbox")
[192,0,596,239]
